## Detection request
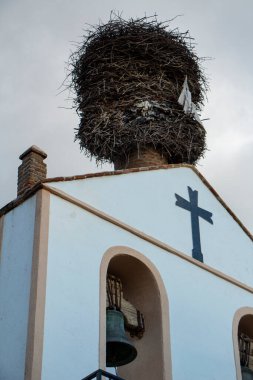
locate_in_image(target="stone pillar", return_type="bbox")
[114,146,168,170]
[17,145,47,197]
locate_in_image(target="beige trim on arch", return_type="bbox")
[43,184,253,295]
[25,189,50,380]
[0,215,4,264]
[99,246,172,380]
[232,307,253,380]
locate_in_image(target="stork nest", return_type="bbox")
[69,15,208,165]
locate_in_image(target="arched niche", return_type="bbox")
[233,307,253,380]
[100,246,172,380]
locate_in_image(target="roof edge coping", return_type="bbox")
[0,164,252,241]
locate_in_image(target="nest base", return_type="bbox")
[114,146,168,170]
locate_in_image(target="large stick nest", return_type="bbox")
[69,15,208,165]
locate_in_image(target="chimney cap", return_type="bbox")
[19,145,47,160]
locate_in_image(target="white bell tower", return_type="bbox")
[0,15,253,380]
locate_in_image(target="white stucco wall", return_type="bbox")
[0,196,36,380]
[48,167,253,288]
[42,194,253,380]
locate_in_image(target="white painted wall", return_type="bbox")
[42,194,253,380]
[48,167,253,288]
[0,196,36,380]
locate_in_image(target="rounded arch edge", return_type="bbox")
[232,307,253,380]
[99,245,173,380]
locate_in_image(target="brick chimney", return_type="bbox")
[114,146,168,170]
[17,145,47,197]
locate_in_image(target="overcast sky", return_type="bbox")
[0,0,252,233]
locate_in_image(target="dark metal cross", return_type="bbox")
[175,186,213,262]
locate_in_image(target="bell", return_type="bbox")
[242,367,253,380]
[106,309,137,367]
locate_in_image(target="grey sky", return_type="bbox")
[0,0,252,233]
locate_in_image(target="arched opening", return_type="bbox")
[100,246,172,380]
[233,308,253,380]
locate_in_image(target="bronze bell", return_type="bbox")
[242,367,253,380]
[106,309,137,367]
